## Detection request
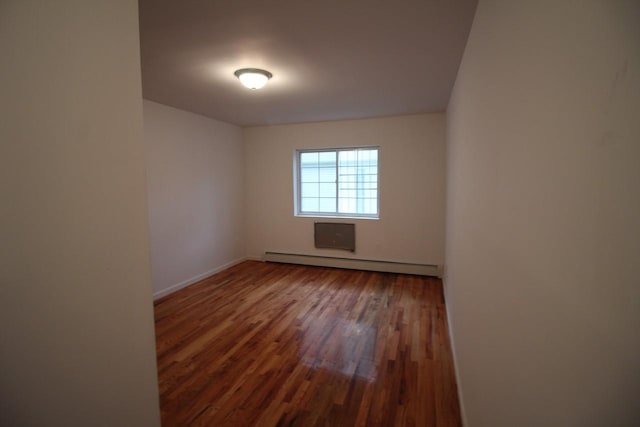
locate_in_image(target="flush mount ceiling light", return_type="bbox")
[234,68,273,90]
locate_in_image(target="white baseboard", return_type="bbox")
[153,257,247,300]
[263,251,441,277]
[442,278,467,426]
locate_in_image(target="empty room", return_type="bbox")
[2,1,639,427]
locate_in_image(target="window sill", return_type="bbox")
[294,214,379,221]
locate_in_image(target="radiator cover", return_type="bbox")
[264,252,441,277]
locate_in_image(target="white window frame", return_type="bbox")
[294,146,380,219]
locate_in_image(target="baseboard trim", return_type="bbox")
[263,251,441,277]
[442,278,467,426]
[153,257,247,300]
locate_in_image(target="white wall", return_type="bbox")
[0,1,160,426]
[244,114,446,266]
[144,101,245,297]
[445,1,640,426]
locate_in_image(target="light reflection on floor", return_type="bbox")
[298,315,379,383]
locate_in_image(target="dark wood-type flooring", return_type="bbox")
[154,261,461,426]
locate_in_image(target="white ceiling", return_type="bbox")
[139,0,477,127]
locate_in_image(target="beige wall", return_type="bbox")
[0,1,160,426]
[445,1,640,425]
[144,101,245,297]
[244,114,446,266]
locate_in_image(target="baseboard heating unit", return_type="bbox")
[263,251,441,277]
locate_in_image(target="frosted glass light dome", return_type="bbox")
[234,68,273,89]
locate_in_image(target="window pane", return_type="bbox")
[339,150,355,165]
[300,167,318,183]
[359,150,369,165]
[339,198,356,214]
[361,166,375,175]
[340,189,355,198]
[300,152,319,167]
[342,175,355,184]
[318,167,336,182]
[340,166,356,176]
[297,147,378,217]
[363,198,377,214]
[301,183,319,198]
[301,198,319,212]
[319,183,336,198]
[319,198,336,212]
[318,151,336,164]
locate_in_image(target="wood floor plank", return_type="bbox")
[154,261,461,426]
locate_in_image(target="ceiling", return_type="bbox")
[139,0,477,127]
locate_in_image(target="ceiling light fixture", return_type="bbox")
[234,68,273,90]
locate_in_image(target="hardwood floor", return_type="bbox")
[154,261,461,426]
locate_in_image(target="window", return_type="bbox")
[295,147,379,218]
